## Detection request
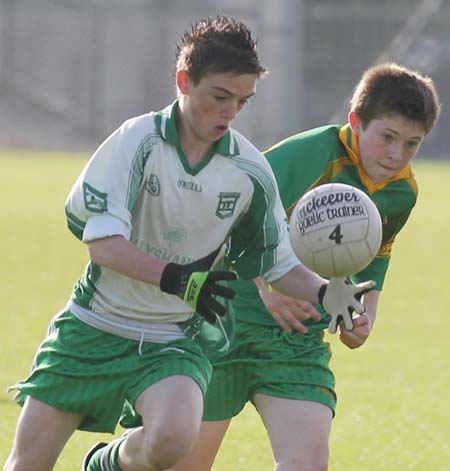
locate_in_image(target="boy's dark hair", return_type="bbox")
[176,15,267,84]
[350,62,441,134]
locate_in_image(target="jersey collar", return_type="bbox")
[154,100,240,157]
[339,124,413,193]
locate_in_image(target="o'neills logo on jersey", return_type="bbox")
[177,180,203,192]
[145,174,160,196]
[216,192,240,219]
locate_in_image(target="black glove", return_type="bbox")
[318,277,376,333]
[160,248,237,324]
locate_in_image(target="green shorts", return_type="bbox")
[10,310,212,433]
[203,322,336,421]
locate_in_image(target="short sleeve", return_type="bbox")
[65,117,151,241]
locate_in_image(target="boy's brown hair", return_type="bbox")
[175,15,267,84]
[350,62,441,134]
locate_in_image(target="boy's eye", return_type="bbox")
[407,141,419,150]
[214,96,227,101]
[383,134,393,143]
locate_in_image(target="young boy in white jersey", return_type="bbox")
[167,63,441,471]
[4,16,373,471]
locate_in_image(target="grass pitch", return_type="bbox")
[0,153,449,470]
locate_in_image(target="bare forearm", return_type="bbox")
[87,235,167,285]
[269,265,327,304]
[362,289,380,326]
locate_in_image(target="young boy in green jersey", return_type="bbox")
[4,16,372,471]
[168,63,441,471]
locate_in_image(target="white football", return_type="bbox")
[289,183,382,278]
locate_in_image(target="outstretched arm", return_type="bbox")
[255,277,321,333]
[265,264,375,334]
[269,264,325,304]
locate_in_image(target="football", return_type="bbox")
[289,183,382,278]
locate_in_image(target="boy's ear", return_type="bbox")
[176,70,191,95]
[348,111,362,134]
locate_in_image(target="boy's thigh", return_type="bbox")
[7,396,83,471]
[135,375,205,434]
[254,394,332,466]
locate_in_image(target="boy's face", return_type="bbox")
[177,70,257,145]
[349,112,426,184]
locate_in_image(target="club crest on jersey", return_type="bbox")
[145,174,161,196]
[216,192,240,219]
[83,182,108,213]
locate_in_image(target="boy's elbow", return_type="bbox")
[87,235,123,265]
[87,239,105,264]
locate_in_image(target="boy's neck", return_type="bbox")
[176,111,214,166]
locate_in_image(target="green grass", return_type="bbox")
[1,153,449,470]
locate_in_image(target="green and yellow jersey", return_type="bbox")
[234,124,418,330]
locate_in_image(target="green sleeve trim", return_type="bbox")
[65,207,86,240]
[227,157,280,278]
[125,134,159,213]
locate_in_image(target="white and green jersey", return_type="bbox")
[65,101,298,341]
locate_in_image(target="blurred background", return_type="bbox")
[0,0,449,156]
[1,3,449,469]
